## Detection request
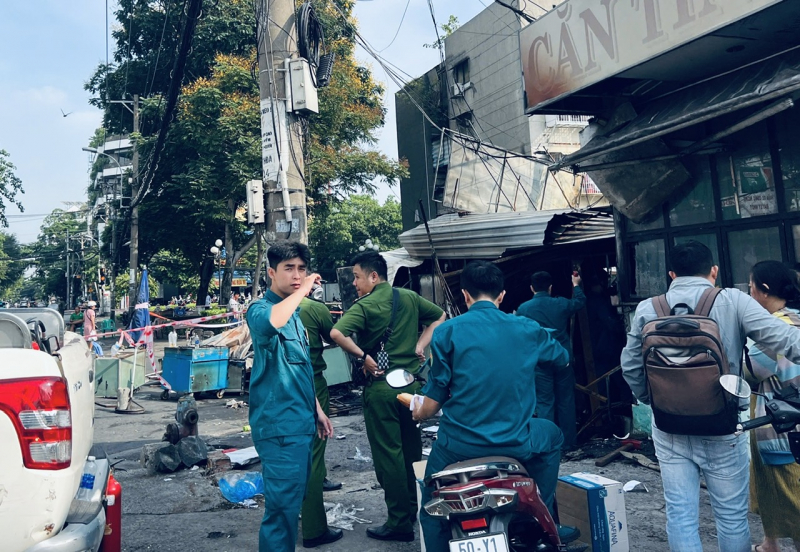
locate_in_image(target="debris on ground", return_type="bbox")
[623,480,648,493]
[218,471,264,503]
[335,434,346,440]
[224,446,260,468]
[351,447,371,462]
[329,388,363,417]
[225,399,246,409]
[177,435,209,467]
[324,503,372,531]
[205,450,232,474]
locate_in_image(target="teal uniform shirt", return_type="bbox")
[424,301,569,456]
[247,289,316,440]
[516,286,586,355]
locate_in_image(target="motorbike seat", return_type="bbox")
[433,456,529,484]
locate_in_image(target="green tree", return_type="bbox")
[308,194,401,280]
[0,232,25,297]
[0,150,24,227]
[27,209,96,303]
[87,0,406,301]
[423,15,460,50]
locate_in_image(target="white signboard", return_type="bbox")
[260,98,289,183]
[520,0,781,113]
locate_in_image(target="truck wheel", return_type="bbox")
[160,390,170,400]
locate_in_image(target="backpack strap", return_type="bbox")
[652,295,670,317]
[694,287,722,317]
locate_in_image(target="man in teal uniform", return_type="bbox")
[330,251,445,542]
[413,261,569,552]
[298,293,343,547]
[246,241,334,552]
[516,270,585,448]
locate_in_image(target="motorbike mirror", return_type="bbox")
[386,369,414,389]
[719,374,751,399]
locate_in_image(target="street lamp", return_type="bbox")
[358,238,380,252]
[210,239,223,298]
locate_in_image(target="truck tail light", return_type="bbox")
[0,377,72,470]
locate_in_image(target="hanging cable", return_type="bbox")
[298,2,324,67]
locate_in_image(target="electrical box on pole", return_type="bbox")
[287,59,319,114]
[246,179,266,224]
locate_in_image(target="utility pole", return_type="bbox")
[65,228,71,310]
[257,0,308,244]
[129,94,140,311]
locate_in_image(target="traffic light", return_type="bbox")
[100,268,106,283]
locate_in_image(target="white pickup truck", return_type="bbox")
[0,309,109,552]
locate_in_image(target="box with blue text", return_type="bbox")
[556,473,629,552]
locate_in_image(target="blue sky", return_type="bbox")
[0,0,488,244]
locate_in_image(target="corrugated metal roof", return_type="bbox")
[399,209,614,259]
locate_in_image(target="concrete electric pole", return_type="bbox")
[256,0,308,244]
[109,96,140,312]
[129,94,140,309]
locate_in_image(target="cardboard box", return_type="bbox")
[557,473,629,552]
[413,460,428,552]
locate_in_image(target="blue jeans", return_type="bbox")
[253,434,313,552]
[652,425,750,552]
[420,419,563,552]
[536,363,577,448]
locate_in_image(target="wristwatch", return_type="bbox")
[355,351,367,365]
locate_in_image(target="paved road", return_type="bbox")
[93,337,775,551]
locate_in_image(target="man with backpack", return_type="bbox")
[621,241,800,552]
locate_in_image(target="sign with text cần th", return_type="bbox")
[520,0,782,113]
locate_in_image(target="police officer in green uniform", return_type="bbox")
[298,293,344,547]
[247,242,334,552]
[412,261,572,551]
[330,251,445,542]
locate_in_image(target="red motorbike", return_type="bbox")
[424,456,570,552]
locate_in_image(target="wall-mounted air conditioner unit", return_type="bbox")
[451,82,472,97]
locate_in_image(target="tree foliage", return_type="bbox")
[26,209,96,302]
[423,15,460,50]
[0,232,25,297]
[0,150,24,227]
[309,194,401,280]
[86,0,406,298]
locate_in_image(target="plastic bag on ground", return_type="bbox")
[353,447,371,462]
[219,471,264,503]
[324,502,372,531]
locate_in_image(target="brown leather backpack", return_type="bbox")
[642,287,739,436]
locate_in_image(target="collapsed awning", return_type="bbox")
[552,47,800,172]
[380,248,423,285]
[398,209,614,260]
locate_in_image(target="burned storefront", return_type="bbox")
[395,208,632,436]
[520,0,800,301]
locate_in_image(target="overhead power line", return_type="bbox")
[131,0,203,209]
